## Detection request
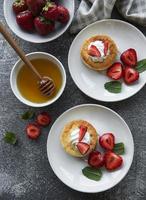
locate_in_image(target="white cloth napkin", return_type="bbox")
[70,0,146,34]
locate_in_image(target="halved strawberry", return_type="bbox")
[120,48,137,67]
[88,151,105,168]
[79,125,87,141]
[104,151,123,170]
[26,123,41,139]
[77,142,90,155]
[124,66,139,84]
[36,112,51,126]
[88,45,101,57]
[99,133,115,150]
[104,41,108,56]
[107,62,123,80]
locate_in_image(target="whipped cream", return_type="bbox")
[88,40,109,62]
[70,128,90,146]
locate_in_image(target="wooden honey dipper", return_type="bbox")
[0,22,55,97]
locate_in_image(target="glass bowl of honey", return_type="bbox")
[10,52,66,107]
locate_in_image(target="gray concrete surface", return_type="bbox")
[0,2,146,200]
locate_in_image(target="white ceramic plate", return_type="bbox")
[47,104,134,193]
[68,19,146,102]
[3,0,75,43]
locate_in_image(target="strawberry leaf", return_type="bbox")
[21,110,35,120]
[82,167,102,181]
[104,81,122,93]
[136,59,146,73]
[113,143,125,155]
[4,132,17,145]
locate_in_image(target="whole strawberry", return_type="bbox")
[16,10,34,31]
[57,5,69,24]
[34,16,55,35]
[26,0,46,16]
[42,1,59,21]
[12,0,28,15]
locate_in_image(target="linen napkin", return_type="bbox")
[70,0,146,34]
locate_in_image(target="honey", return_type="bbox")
[17,58,62,103]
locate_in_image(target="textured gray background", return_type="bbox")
[0,1,146,200]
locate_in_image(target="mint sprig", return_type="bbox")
[113,143,125,155]
[104,81,122,93]
[136,59,146,73]
[4,132,17,145]
[82,167,102,181]
[21,110,35,120]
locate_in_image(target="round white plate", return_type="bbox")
[68,19,146,102]
[4,0,75,43]
[47,104,134,193]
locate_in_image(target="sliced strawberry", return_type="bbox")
[99,133,115,150]
[120,48,137,67]
[104,41,108,56]
[79,125,87,141]
[107,62,123,80]
[36,112,51,126]
[12,0,28,15]
[104,151,123,170]
[88,151,105,168]
[77,142,90,155]
[88,45,101,57]
[124,66,139,84]
[26,123,41,139]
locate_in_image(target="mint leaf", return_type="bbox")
[21,110,35,120]
[104,81,122,93]
[113,143,125,155]
[82,167,102,181]
[4,132,17,145]
[136,59,146,73]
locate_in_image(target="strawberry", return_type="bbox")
[88,151,105,168]
[36,112,51,126]
[16,10,34,31]
[107,62,123,80]
[57,5,70,24]
[124,66,139,84]
[120,48,137,67]
[26,0,46,16]
[12,0,28,15]
[79,125,87,141]
[99,133,115,150]
[104,151,123,170]
[104,41,108,56]
[77,142,90,155]
[42,1,59,21]
[26,123,41,139]
[88,45,101,57]
[34,16,55,35]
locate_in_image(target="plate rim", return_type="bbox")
[47,103,134,193]
[68,19,146,102]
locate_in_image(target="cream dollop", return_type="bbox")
[88,40,109,62]
[70,128,90,146]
